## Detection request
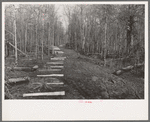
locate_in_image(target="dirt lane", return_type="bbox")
[60,47,144,99]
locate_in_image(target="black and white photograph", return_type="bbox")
[2,1,148,121]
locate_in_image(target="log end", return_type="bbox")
[113,70,122,75]
[33,65,38,69]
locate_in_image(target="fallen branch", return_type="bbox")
[135,62,144,68]
[5,85,14,99]
[32,82,52,91]
[122,66,134,71]
[23,91,65,97]
[8,42,28,56]
[5,30,15,37]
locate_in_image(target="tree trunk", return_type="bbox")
[25,23,27,53]
[80,6,85,51]
[104,16,107,66]
[20,15,22,51]
[52,17,55,54]
[75,32,77,51]
[14,14,17,64]
[126,11,133,54]
[42,18,44,60]
[48,22,50,59]
[36,19,38,59]
[30,29,32,53]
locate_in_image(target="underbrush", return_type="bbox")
[77,54,144,78]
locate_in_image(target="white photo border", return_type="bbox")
[2,1,148,121]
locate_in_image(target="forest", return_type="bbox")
[4,4,145,99]
[5,4,144,70]
[64,4,144,69]
[5,4,65,60]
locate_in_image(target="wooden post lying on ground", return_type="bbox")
[54,51,64,54]
[38,69,62,72]
[46,82,64,85]
[37,74,64,77]
[50,66,64,69]
[23,91,65,97]
[46,61,64,65]
[51,57,66,60]
[46,78,60,82]
[33,82,64,85]
[53,47,60,50]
